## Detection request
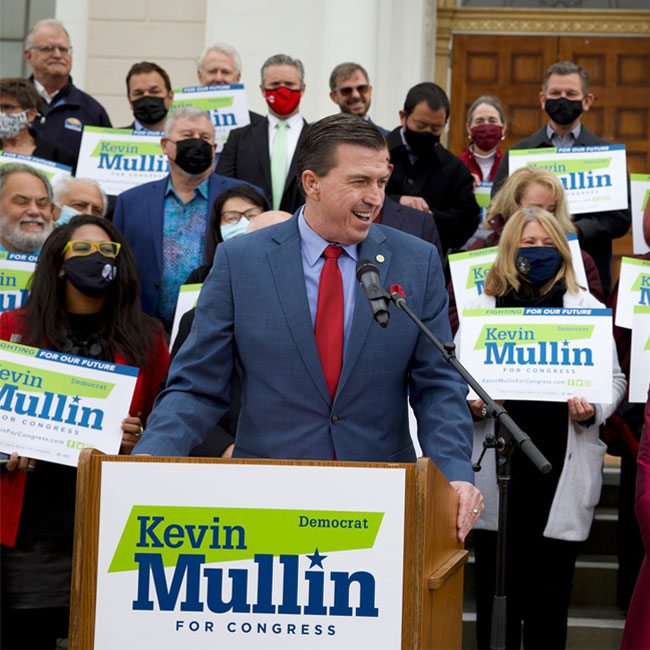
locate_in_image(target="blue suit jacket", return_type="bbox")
[113,173,260,316]
[135,214,474,482]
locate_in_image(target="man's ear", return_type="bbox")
[302,170,320,200]
[582,92,595,112]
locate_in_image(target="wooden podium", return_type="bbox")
[70,452,467,649]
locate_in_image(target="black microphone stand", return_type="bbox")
[386,289,552,650]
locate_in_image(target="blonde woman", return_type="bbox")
[457,207,625,649]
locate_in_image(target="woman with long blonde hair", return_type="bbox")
[458,207,625,649]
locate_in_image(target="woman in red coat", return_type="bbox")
[0,215,169,650]
[621,390,650,648]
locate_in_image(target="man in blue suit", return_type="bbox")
[113,105,260,329]
[135,114,483,541]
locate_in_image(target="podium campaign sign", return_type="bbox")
[631,174,650,255]
[0,252,36,313]
[0,341,138,466]
[76,127,168,195]
[170,84,250,152]
[93,462,406,649]
[0,151,72,185]
[459,307,612,403]
[508,145,628,214]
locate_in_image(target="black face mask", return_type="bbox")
[173,138,214,175]
[63,253,117,298]
[132,96,168,125]
[544,97,583,126]
[404,126,440,162]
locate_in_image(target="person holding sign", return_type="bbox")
[0,78,76,168]
[458,207,625,649]
[0,214,169,650]
[491,61,630,294]
[448,166,605,335]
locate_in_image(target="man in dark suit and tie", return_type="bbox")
[135,114,483,542]
[113,105,260,329]
[216,54,308,214]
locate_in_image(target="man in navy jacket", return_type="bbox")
[25,19,111,159]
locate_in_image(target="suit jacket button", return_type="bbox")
[331,415,339,424]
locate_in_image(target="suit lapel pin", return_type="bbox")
[376,254,385,263]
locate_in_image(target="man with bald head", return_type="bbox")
[53,177,107,224]
[0,164,54,254]
[24,19,111,157]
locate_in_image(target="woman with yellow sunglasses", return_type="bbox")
[0,215,169,649]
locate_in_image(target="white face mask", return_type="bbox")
[0,111,30,139]
[220,218,250,241]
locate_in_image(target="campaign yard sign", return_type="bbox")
[631,174,650,255]
[449,234,588,319]
[169,283,203,351]
[0,151,72,186]
[508,145,628,215]
[93,462,406,649]
[459,307,612,403]
[0,341,138,466]
[629,305,650,403]
[0,252,36,313]
[171,84,250,152]
[614,257,650,330]
[76,127,169,195]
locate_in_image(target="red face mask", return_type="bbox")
[470,123,503,151]
[264,87,301,116]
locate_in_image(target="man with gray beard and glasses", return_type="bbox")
[0,164,55,254]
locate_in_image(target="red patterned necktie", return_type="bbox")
[314,245,344,400]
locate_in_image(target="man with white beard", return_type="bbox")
[0,164,54,254]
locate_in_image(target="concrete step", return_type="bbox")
[599,465,621,509]
[461,607,625,650]
[578,507,618,555]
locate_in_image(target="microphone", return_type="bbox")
[356,259,390,328]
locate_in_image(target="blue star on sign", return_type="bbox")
[72,395,81,404]
[307,548,327,569]
[563,340,569,347]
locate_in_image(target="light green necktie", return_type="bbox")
[271,120,288,210]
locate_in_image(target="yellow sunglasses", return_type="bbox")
[62,240,121,258]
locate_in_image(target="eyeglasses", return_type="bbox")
[62,241,121,258]
[335,85,370,97]
[221,208,263,224]
[30,45,72,55]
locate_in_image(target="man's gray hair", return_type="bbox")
[197,43,242,76]
[25,19,70,50]
[261,54,305,86]
[329,62,369,92]
[164,105,212,138]
[0,164,53,203]
[53,177,107,216]
[542,61,590,95]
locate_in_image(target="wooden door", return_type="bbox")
[449,33,650,270]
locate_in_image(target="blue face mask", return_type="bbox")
[220,218,250,242]
[515,246,562,283]
[56,205,83,227]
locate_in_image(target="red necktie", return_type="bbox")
[314,245,344,400]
